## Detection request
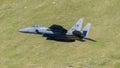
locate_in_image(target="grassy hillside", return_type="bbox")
[0,0,120,68]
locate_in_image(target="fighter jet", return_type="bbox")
[19,18,96,42]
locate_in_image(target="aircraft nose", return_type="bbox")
[19,28,26,33]
[19,27,35,33]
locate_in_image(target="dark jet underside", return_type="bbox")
[43,34,84,42]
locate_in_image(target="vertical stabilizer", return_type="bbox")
[82,23,91,38]
[67,18,84,34]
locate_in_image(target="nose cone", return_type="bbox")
[19,28,28,33]
[19,27,36,34]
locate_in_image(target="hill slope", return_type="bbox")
[0,0,120,68]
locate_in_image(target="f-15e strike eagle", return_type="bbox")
[19,18,96,42]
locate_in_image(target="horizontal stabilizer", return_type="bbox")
[84,38,96,42]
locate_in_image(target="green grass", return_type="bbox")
[0,0,120,68]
